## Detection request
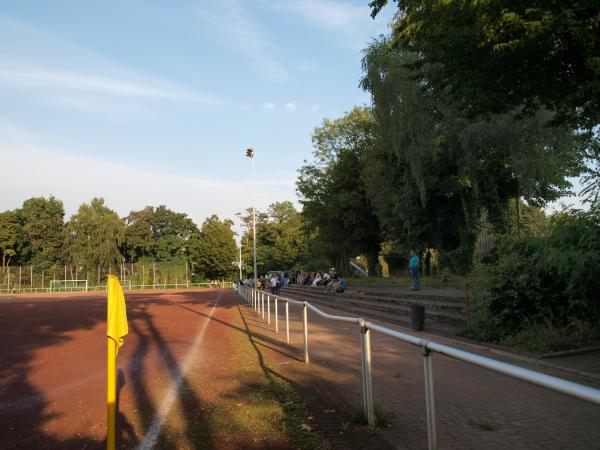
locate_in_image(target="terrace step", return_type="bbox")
[284,286,465,314]
[277,285,466,328]
[272,288,460,336]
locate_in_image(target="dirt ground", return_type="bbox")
[0,289,325,449]
[2,288,599,449]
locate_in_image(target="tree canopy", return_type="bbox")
[192,215,237,280]
[369,0,600,130]
[297,107,381,275]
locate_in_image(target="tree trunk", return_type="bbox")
[366,247,380,277]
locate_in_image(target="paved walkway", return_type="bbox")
[239,290,600,449]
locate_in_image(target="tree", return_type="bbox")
[123,206,155,262]
[369,0,600,130]
[19,196,65,269]
[0,211,19,271]
[360,39,586,271]
[297,107,382,275]
[152,205,199,262]
[192,215,237,280]
[239,202,309,273]
[65,198,125,272]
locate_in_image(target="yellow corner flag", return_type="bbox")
[107,275,128,351]
[107,275,128,450]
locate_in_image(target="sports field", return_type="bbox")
[0,289,326,449]
[2,288,600,449]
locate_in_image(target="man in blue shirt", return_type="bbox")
[409,250,421,291]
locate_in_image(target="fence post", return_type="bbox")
[360,320,375,428]
[275,297,279,333]
[423,346,438,450]
[267,294,271,325]
[303,303,309,363]
[261,292,265,319]
[285,301,290,344]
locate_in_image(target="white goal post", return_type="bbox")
[49,279,89,292]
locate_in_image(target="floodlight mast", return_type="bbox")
[245,148,258,288]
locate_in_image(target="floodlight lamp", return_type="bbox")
[245,148,254,158]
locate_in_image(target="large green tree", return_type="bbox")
[18,196,65,269]
[297,107,382,275]
[123,206,155,262]
[0,211,19,271]
[152,205,199,262]
[192,215,237,280]
[65,198,125,272]
[239,202,309,274]
[360,39,586,271]
[369,0,600,129]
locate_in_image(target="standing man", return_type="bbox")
[409,250,421,291]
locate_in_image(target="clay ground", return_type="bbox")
[2,287,600,449]
[0,288,326,449]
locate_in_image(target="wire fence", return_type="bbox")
[0,262,232,294]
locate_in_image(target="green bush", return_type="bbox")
[466,209,600,351]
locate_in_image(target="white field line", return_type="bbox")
[137,289,223,450]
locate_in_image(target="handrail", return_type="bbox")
[237,285,600,450]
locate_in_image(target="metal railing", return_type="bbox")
[0,282,234,295]
[236,285,600,450]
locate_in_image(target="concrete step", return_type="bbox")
[282,288,465,314]
[282,286,466,315]
[286,284,466,305]
[276,290,459,336]
[280,288,466,327]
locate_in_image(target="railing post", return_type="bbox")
[261,292,265,319]
[274,297,279,333]
[360,320,375,428]
[267,294,271,324]
[285,301,290,344]
[423,346,438,450]
[303,303,309,363]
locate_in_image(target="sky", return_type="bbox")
[0,0,586,233]
[0,0,396,232]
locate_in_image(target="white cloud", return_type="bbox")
[284,102,297,112]
[0,68,213,103]
[197,0,289,82]
[270,0,393,49]
[0,142,294,226]
[263,102,275,110]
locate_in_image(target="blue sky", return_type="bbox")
[0,0,395,229]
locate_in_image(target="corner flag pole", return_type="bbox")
[107,336,117,450]
[107,275,128,450]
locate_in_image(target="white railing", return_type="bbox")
[0,281,234,295]
[236,285,600,450]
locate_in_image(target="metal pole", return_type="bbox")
[303,303,309,363]
[250,154,258,289]
[360,322,375,428]
[275,297,279,333]
[261,292,265,318]
[423,348,438,450]
[267,294,271,325]
[238,244,242,280]
[285,301,290,344]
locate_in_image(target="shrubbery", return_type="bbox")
[466,209,600,352]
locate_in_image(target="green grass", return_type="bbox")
[349,405,396,428]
